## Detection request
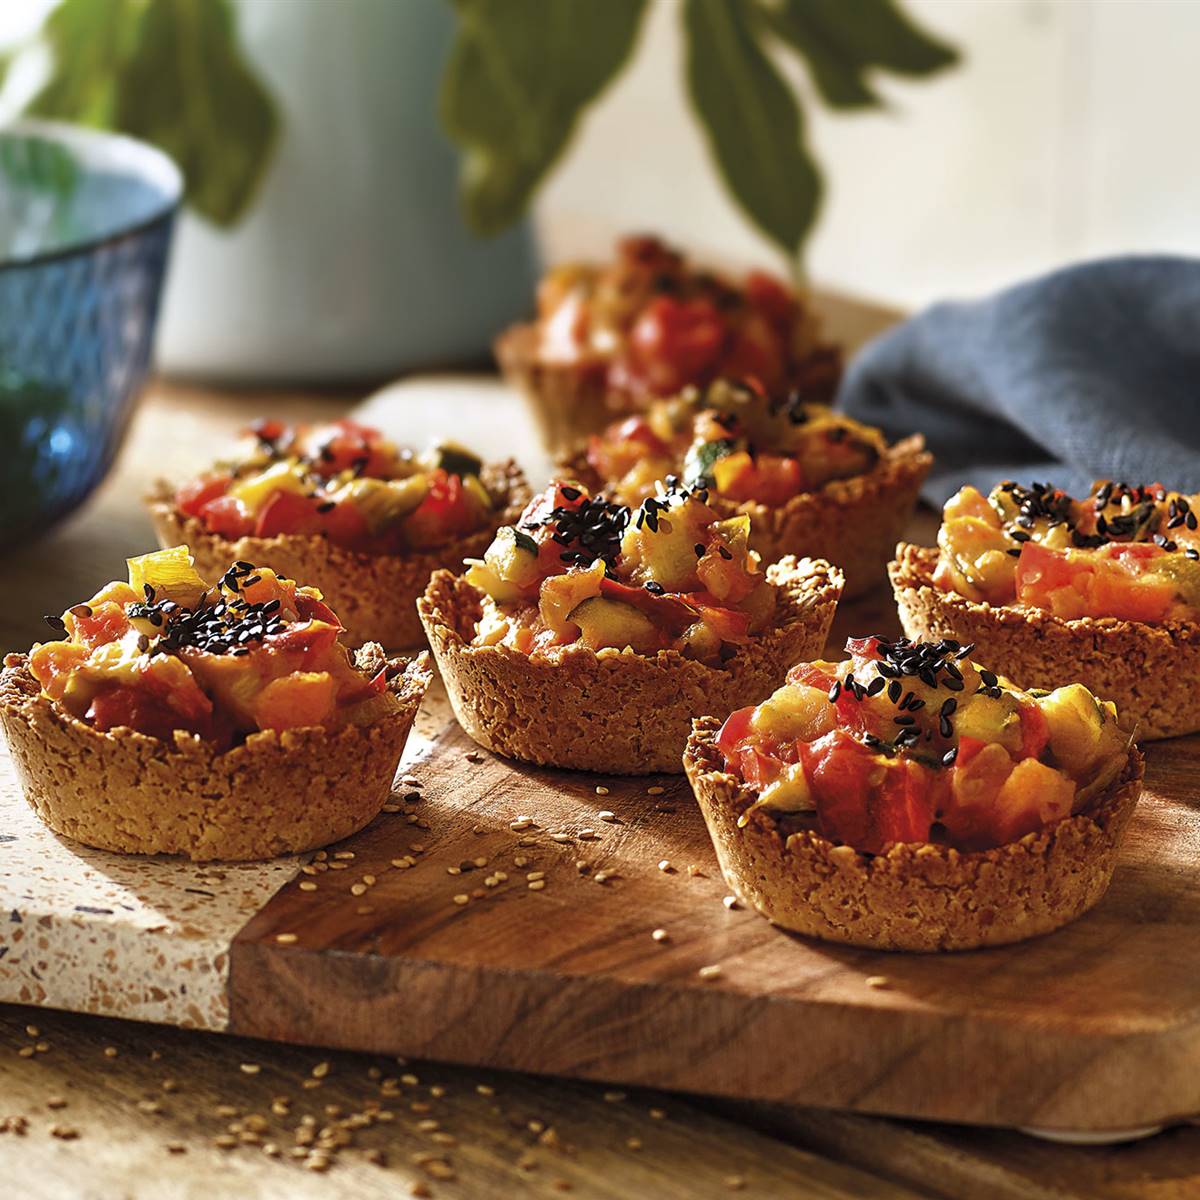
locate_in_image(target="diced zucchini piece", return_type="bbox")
[567,596,659,654]
[430,442,483,479]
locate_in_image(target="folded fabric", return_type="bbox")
[835,255,1200,505]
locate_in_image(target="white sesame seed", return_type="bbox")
[647,786,665,795]
[275,932,298,944]
[240,1063,261,1074]
[525,871,545,881]
[550,833,573,843]
[595,785,610,795]
[527,879,546,891]
[866,975,891,989]
[722,895,739,910]
[598,810,617,822]
[698,965,722,981]
[298,881,318,892]
[651,928,669,942]
[657,859,675,873]
[514,855,529,867]
[453,894,470,906]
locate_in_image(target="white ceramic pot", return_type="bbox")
[155,0,538,383]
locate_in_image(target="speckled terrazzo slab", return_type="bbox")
[0,686,448,1032]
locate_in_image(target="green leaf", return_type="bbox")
[440,0,647,236]
[28,0,144,128]
[683,0,821,260]
[764,0,960,111]
[112,0,279,225]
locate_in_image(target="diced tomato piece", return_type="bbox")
[716,705,754,759]
[787,662,837,691]
[405,468,479,546]
[803,730,880,851]
[1015,542,1174,623]
[844,637,884,660]
[625,296,728,395]
[874,759,937,849]
[294,592,341,627]
[1018,702,1049,761]
[254,490,321,538]
[199,495,253,539]
[176,474,232,518]
[319,500,371,550]
[744,270,797,330]
[28,641,87,700]
[244,417,286,443]
[954,735,987,768]
[735,746,783,790]
[87,686,204,741]
[268,619,340,663]
[72,601,130,652]
[719,311,787,394]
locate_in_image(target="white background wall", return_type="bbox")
[536,0,1200,308]
[4,0,1200,315]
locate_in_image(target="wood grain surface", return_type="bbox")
[229,580,1200,1134]
[0,1001,930,1200]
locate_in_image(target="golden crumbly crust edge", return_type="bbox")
[496,319,844,462]
[417,556,844,775]
[683,714,1144,952]
[145,459,531,651]
[564,436,931,600]
[495,323,633,461]
[0,650,431,862]
[890,542,1200,739]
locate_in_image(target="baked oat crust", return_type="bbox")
[684,715,1144,951]
[567,436,931,600]
[495,323,634,461]
[890,542,1200,740]
[146,460,531,651]
[0,650,431,862]
[418,557,844,775]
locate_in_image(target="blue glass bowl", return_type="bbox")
[0,120,181,549]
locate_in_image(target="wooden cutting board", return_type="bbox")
[3,589,1199,1135]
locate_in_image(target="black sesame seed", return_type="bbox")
[942,748,958,766]
[828,681,841,703]
[43,614,67,631]
[866,676,886,696]
[644,581,665,595]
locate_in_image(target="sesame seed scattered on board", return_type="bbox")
[239,1063,261,1075]
[866,975,891,989]
[275,932,298,944]
[647,785,665,795]
[453,893,470,906]
[651,928,669,942]
[698,965,722,981]
[657,860,675,873]
[595,786,610,796]
[528,880,546,891]
[298,881,318,892]
[598,811,617,823]
[722,895,740,910]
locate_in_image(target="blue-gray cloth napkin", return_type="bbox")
[835,255,1200,505]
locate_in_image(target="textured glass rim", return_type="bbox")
[0,118,184,274]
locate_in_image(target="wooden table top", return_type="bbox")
[4,311,1200,1196]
